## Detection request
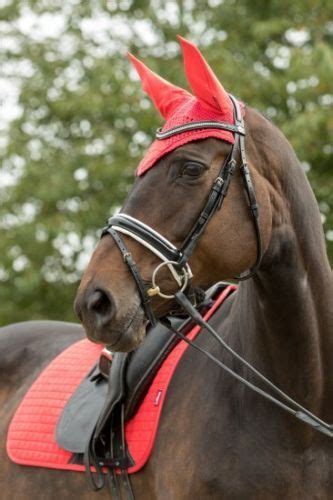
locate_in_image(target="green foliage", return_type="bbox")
[0,0,332,324]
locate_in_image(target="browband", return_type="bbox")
[156,120,245,140]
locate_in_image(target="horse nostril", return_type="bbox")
[87,288,115,321]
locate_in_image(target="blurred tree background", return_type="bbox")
[0,0,332,325]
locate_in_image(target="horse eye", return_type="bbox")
[181,162,205,178]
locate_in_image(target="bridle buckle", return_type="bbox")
[147,286,160,297]
[123,252,132,262]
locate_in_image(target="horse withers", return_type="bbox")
[1,37,333,499]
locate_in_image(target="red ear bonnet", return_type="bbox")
[177,36,233,120]
[129,38,239,176]
[128,53,191,120]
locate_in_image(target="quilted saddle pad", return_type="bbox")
[7,285,235,474]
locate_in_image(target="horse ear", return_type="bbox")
[177,36,233,116]
[128,53,191,120]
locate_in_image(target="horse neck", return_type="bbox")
[232,125,333,426]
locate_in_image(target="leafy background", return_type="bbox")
[0,0,332,325]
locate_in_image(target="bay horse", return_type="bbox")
[1,37,333,499]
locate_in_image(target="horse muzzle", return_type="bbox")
[74,285,146,351]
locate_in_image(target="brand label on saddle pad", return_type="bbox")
[7,285,235,474]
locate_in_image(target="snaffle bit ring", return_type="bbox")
[148,260,189,299]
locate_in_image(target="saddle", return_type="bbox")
[55,316,189,455]
[56,282,229,458]
[56,282,230,463]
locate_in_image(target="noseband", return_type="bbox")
[102,95,262,324]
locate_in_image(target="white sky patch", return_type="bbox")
[56,197,87,213]
[323,144,333,155]
[0,266,9,281]
[19,201,40,222]
[74,167,88,181]
[0,78,23,131]
[55,33,79,60]
[35,225,48,242]
[0,170,16,187]
[84,138,107,156]
[132,130,151,146]
[301,161,311,173]
[76,235,98,272]
[80,13,127,40]
[13,254,30,272]
[1,59,35,78]
[80,13,130,56]
[0,154,25,188]
[320,94,333,107]
[63,59,86,92]
[268,45,291,70]
[0,10,157,148]
[0,34,21,54]
[254,61,271,79]
[133,19,159,46]
[52,231,81,258]
[0,0,12,7]
[16,7,67,41]
[49,231,97,276]
[320,201,330,214]
[155,1,181,27]
[285,28,311,47]
[0,199,40,228]
[208,0,224,6]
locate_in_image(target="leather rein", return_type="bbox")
[101,95,333,441]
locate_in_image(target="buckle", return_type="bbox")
[123,252,132,262]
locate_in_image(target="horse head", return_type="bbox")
[74,37,273,351]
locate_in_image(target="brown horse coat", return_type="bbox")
[1,102,333,498]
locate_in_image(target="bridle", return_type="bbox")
[100,95,333,441]
[102,94,262,326]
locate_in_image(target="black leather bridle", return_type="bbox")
[102,95,262,326]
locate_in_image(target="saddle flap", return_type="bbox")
[124,317,189,419]
[55,366,108,453]
[55,321,184,454]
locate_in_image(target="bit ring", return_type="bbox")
[148,260,189,299]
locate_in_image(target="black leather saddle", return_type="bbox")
[56,282,234,463]
[55,316,188,455]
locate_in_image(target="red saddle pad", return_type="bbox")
[7,285,235,474]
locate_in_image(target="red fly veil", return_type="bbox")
[129,36,237,176]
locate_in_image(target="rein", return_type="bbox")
[169,292,333,438]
